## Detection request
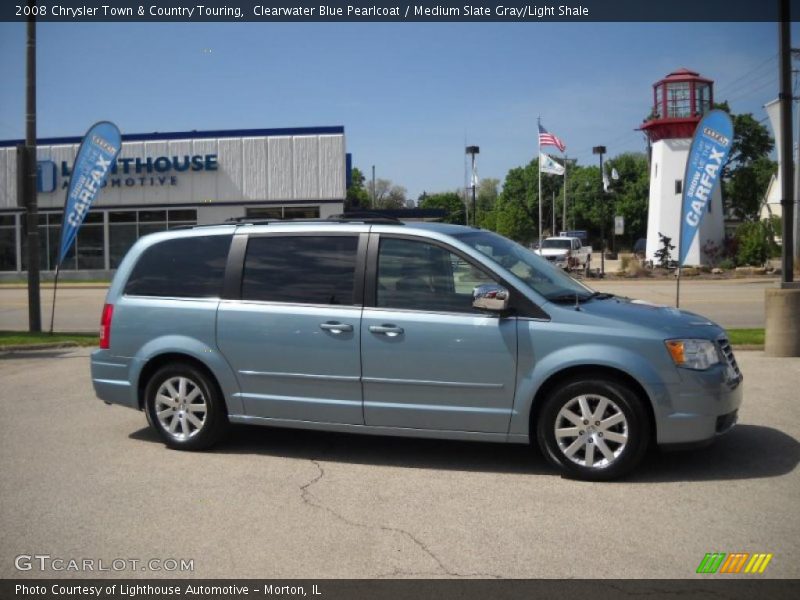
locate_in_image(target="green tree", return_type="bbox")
[604,152,650,248]
[564,164,603,233]
[345,167,370,211]
[475,177,499,230]
[715,101,777,221]
[368,178,407,209]
[494,158,564,242]
[419,191,466,224]
[725,156,777,221]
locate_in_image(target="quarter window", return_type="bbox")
[242,235,359,305]
[377,238,496,313]
[124,235,231,298]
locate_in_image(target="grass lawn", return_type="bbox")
[726,328,765,346]
[0,331,98,347]
[0,328,765,349]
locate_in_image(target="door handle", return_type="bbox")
[369,324,404,337]
[319,322,353,334]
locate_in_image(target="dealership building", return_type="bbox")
[0,126,349,275]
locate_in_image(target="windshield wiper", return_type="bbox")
[587,291,615,300]
[547,293,591,304]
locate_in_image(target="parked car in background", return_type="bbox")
[91,217,742,481]
[536,236,592,273]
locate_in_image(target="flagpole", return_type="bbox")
[49,265,59,334]
[676,203,685,308]
[537,117,542,247]
[562,152,567,233]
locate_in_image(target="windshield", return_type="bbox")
[541,239,572,249]
[454,230,593,301]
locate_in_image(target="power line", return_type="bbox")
[725,76,778,106]
[715,52,778,98]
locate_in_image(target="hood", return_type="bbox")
[562,295,726,339]
[539,248,569,256]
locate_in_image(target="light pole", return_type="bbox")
[466,145,479,226]
[24,2,41,332]
[593,145,607,278]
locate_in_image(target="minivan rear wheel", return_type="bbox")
[144,363,228,451]
[536,379,650,481]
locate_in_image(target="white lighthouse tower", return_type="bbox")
[641,68,725,265]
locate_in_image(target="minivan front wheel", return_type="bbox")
[145,363,228,451]
[537,379,650,480]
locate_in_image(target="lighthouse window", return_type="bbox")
[655,85,664,118]
[695,84,711,115]
[675,180,682,195]
[667,82,691,118]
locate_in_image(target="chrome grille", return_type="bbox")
[717,337,741,380]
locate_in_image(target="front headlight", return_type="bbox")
[665,339,720,370]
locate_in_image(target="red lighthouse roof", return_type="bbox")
[661,68,713,84]
[640,68,715,142]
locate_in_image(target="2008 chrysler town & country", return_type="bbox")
[91,218,742,480]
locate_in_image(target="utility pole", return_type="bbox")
[779,4,795,283]
[792,54,800,264]
[765,0,800,357]
[593,145,607,277]
[24,3,41,332]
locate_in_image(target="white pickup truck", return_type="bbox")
[536,236,592,272]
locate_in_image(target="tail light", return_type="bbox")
[99,303,114,349]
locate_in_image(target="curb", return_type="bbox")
[0,342,84,352]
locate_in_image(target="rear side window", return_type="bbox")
[124,235,232,298]
[242,235,359,305]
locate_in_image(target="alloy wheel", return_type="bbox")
[554,394,629,469]
[154,376,208,441]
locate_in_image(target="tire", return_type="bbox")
[144,362,229,451]
[536,378,650,481]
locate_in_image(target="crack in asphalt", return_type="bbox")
[299,459,501,579]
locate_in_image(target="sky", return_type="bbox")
[0,21,795,200]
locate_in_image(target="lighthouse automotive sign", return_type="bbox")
[679,110,734,265]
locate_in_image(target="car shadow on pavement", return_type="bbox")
[130,422,798,481]
[130,424,552,475]
[631,424,799,483]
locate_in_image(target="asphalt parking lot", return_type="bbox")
[0,347,798,579]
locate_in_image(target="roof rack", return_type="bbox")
[327,212,404,224]
[192,214,405,229]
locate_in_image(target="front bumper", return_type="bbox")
[543,255,570,269]
[655,364,743,445]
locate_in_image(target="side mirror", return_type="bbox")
[472,284,510,312]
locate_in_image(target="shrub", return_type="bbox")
[654,232,675,269]
[718,258,735,270]
[735,221,777,267]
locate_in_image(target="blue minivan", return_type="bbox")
[91,218,742,480]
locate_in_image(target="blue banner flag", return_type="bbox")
[679,110,734,265]
[58,121,121,267]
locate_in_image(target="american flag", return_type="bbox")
[538,123,566,153]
